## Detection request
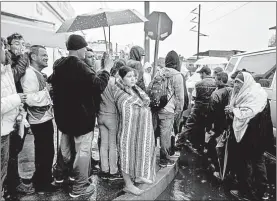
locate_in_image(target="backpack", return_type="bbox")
[147,71,173,111]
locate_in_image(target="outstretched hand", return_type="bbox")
[103,54,114,73]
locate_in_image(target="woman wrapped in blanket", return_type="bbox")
[114,66,156,195]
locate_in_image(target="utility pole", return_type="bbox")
[144,1,150,63]
[189,4,208,59]
[197,4,201,59]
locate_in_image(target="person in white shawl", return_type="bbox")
[226,72,274,201]
[143,62,152,88]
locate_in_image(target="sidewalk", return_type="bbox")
[16,126,179,201]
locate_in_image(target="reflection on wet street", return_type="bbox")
[157,145,276,201]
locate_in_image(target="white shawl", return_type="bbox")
[229,72,268,142]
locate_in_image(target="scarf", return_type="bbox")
[229,72,268,142]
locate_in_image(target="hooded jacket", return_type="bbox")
[165,51,189,111]
[126,46,146,91]
[50,56,110,136]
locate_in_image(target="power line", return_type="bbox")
[203,3,227,14]
[207,2,251,25]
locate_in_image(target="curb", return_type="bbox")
[113,155,179,201]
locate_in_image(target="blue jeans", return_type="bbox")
[153,111,175,160]
[54,132,93,194]
[1,134,10,198]
[98,113,118,174]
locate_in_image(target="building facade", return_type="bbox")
[1,1,76,76]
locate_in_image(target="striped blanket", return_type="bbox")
[114,79,156,181]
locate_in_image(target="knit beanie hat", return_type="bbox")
[66,34,88,51]
[118,66,133,79]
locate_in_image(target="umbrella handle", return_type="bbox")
[103,27,108,53]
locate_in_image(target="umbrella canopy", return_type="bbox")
[56,8,148,33]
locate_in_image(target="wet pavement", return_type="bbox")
[157,144,276,201]
[16,125,125,201]
[12,124,277,201]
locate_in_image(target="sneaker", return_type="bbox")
[69,176,75,182]
[15,182,35,195]
[109,173,123,181]
[159,159,175,168]
[99,172,110,180]
[54,176,64,184]
[262,192,269,200]
[36,184,59,194]
[69,184,94,198]
[230,190,252,201]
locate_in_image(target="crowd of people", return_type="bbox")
[0,32,274,201]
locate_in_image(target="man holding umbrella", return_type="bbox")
[51,34,111,198]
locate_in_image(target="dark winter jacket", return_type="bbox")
[6,50,29,93]
[50,56,110,136]
[195,77,216,104]
[208,85,232,137]
[127,46,146,91]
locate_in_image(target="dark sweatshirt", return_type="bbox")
[50,56,110,136]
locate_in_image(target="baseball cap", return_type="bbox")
[213,67,223,74]
[197,66,211,75]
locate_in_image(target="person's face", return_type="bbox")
[85,51,95,67]
[233,80,243,94]
[33,48,48,68]
[1,44,6,64]
[200,72,205,80]
[212,72,217,78]
[215,76,223,87]
[77,47,86,59]
[8,39,25,56]
[146,67,152,74]
[122,71,136,87]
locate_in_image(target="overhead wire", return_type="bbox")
[202,2,227,14]
[207,2,251,25]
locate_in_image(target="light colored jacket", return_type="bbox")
[21,66,53,124]
[1,64,21,136]
[99,77,117,115]
[159,68,184,114]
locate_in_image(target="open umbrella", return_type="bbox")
[56,8,148,53]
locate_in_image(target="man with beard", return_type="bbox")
[21,45,55,194]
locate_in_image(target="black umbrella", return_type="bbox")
[56,8,148,53]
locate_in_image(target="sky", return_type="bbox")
[70,1,276,61]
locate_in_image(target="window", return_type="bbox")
[225,58,238,73]
[236,52,276,88]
